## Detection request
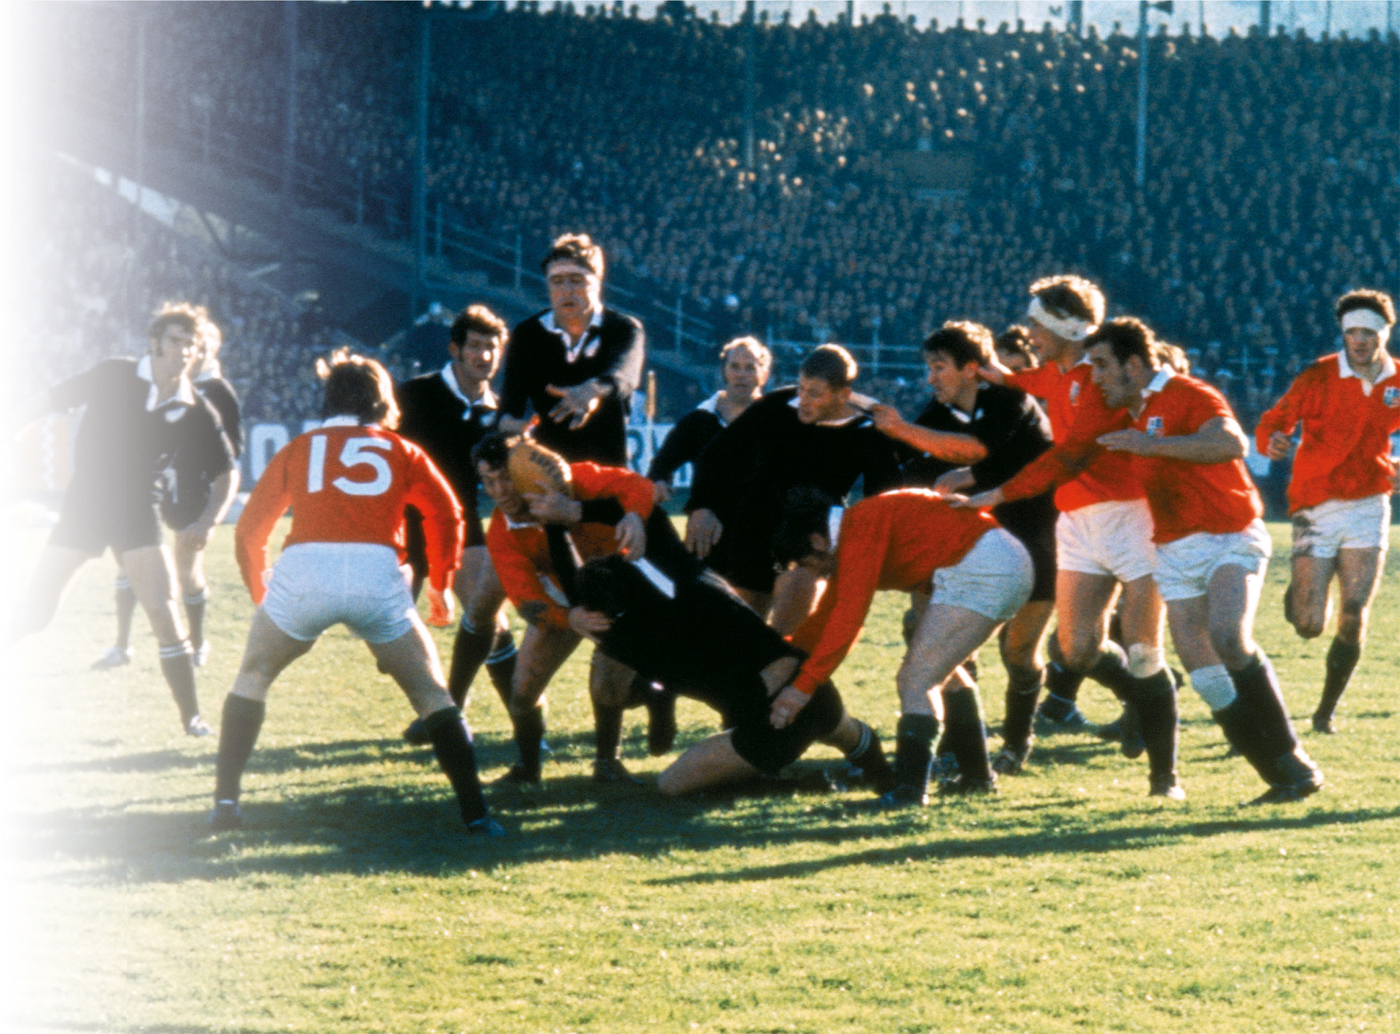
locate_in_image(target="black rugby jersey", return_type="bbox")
[397,364,501,514]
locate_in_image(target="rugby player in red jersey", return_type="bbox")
[1256,290,1400,733]
[212,351,502,836]
[1088,319,1323,803]
[768,488,1033,807]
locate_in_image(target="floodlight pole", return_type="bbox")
[1136,1,1148,187]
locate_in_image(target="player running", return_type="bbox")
[210,351,501,836]
[769,488,1034,807]
[11,306,235,736]
[1256,289,1400,734]
[95,306,242,671]
[1088,318,1323,803]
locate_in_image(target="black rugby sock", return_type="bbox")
[424,707,488,825]
[1001,663,1044,752]
[512,706,545,777]
[158,642,200,725]
[1230,652,1298,763]
[943,684,993,783]
[892,714,938,796]
[1087,641,1135,702]
[1316,637,1361,724]
[447,625,494,708]
[114,577,136,652]
[485,629,518,711]
[1128,669,1179,780]
[214,694,265,803]
[1045,635,1084,705]
[845,719,895,793]
[593,701,624,762]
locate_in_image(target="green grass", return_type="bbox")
[5,520,1399,1033]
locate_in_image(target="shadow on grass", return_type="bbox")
[16,733,1400,888]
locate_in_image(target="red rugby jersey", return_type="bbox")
[788,490,998,694]
[236,420,463,602]
[1004,362,1142,510]
[1130,371,1261,543]
[1255,353,1400,514]
[487,463,656,632]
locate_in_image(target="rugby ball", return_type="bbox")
[506,439,573,498]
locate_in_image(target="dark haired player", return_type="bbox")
[396,305,517,743]
[1256,289,1400,733]
[978,276,1152,753]
[685,344,903,634]
[499,233,643,465]
[473,432,656,785]
[995,325,1039,373]
[213,350,501,836]
[871,322,1058,776]
[1088,319,1323,803]
[770,487,1034,807]
[95,307,242,670]
[10,307,235,735]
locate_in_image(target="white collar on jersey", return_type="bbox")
[136,354,197,422]
[786,395,866,427]
[1141,366,1175,399]
[541,308,604,363]
[827,506,845,551]
[440,362,497,412]
[697,392,723,416]
[1337,349,1397,397]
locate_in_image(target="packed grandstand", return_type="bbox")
[37,1,1400,434]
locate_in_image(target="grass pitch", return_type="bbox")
[4,521,1399,1033]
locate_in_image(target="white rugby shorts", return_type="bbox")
[262,542,419,644]
[1291,494,1391,559]
[1055,499,1157,583]
[930,527,1034,623]
[1153,519,1272,602]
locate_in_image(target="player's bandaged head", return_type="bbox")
[316,348,400,429]
[541,233,604,279]
[1026,275,1105,342]
[800,344,858,389]
[772,486,841,569]
[1337,290,1396,345]
[922,320,995,368]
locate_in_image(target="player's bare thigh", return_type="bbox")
[1334,547,1384,642]
[453,545,507,629]
[657,731,762,796]
[999,598,1054,670]
[121,543,188,646]
[1054,569,1119,670]
[899,602,1000,718]
[1164,564,1263,671]
[509,622,582,714]
[1287,552,1337,639]
[172,530,207,598]
[588,646,637,708]
[367,616,456,717]
[229,608,317,702]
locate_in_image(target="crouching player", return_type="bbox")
[1089,319,1323,804]
[531,497,894,797]
[210,351,501,837]
[769,488,1033,807]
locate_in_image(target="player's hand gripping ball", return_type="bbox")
[507,439,574,499]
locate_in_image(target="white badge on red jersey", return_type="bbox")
[1146,416,1164,437]
[1068,381,1082,404]
[1384,386,1400,408]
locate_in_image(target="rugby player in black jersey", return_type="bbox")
[96,306,242,671]
[870,321,1059,776]
[684,344,903,634]
[395,305,520,744]
[11,306,236,735]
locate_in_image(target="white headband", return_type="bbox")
[1341,308,1392,335]
[1027,296,1095,342]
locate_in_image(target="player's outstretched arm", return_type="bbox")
[869,403,987,465]
[1098,416,1247,462]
